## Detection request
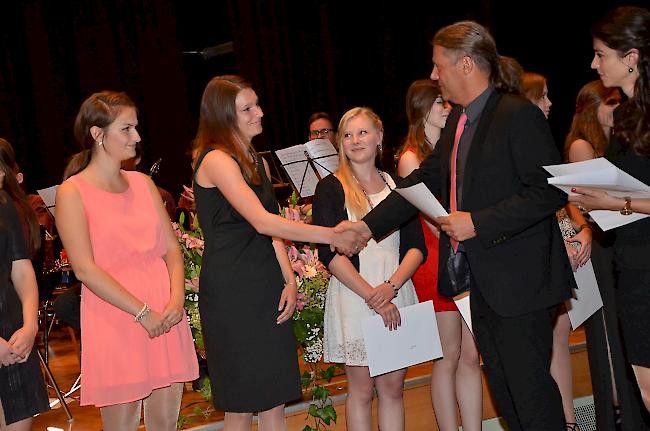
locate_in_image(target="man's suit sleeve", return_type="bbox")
[363,149,442,241]
[471,103,567,248]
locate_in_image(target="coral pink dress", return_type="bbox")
[68,171,198,407]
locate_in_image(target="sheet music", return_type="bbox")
[543,158,650,230]
[37,185,59,211]
[275,139,338,198]
[274,145,320,197]
[304,139,339,178]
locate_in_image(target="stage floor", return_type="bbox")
[33,322,591,430]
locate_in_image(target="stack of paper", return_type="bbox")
[543,158,650,231]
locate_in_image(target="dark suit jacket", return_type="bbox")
[364,91,574,317]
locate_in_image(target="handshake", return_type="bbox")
[329,220,373,256]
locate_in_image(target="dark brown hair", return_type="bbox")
[499,56,524,95]
[592,6,650,154]
[69,91,136,177]
[398,79,442,161]
[0,138,40,254]
[522,72,547,104]
[564,80,621,159]
[193,75,260,184]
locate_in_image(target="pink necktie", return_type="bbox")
[450,111,467,253]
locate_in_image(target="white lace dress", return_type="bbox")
[323,176,419,366]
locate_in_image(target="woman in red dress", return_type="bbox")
[396,79,482,431]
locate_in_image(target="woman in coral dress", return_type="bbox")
[396,80,482,431]
[56,91,198,430]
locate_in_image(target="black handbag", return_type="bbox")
[440,248,472,297]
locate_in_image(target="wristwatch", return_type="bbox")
[620,196,633,215]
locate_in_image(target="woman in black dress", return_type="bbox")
[192,75,362,430]
[0,140,48,429]
[570,6,650,413]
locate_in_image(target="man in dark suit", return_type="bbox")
[338,21,574,430]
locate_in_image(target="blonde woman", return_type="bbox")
[313,107,425,430]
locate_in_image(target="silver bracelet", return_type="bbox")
[134,303,150,322]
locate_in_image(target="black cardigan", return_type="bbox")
[312,173,427,269]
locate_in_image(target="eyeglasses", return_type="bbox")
[309,128,334,138]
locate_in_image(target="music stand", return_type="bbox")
[38,349,73,422]
[35,185,76,420]
[274,140,338,198]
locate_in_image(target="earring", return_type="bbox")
[629,67,634,73]
[98,141,103,146]
[377,144,382,151]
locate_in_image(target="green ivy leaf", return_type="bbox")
[293,320,308,344]
[312,406,332,425]
[318,365,336,382]
[308,403,319,417]
[324,405,337,423]
[312,385,330,400]
[301,371,312,389]
[302,426,317,431]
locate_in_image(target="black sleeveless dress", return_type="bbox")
[194,151,301,412]
[0,193,48,424]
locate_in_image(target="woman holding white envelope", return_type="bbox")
[313,107,425,431]
[570,6,650,412]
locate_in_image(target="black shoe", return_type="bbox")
[566,423,579,431]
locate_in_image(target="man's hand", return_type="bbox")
[435,211,477,241]
[331,220,372,256]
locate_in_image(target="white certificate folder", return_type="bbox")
[543,157,650,231]
[361,300,442,377]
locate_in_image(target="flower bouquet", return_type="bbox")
[281,193,338,430]
[172,212,205,359]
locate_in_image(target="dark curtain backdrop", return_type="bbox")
[1,0,192,196]
[1,0,647,199]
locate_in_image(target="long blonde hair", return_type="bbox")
[335,107,384,219]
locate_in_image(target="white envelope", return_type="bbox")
[453,292,472,334]
[566,259,603,329]
[361,300,442,377]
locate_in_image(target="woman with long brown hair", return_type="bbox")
[192,75,361,430]
[0,138,48,431]
[396,80,482,431]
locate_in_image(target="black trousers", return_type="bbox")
[471,286,565,431]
